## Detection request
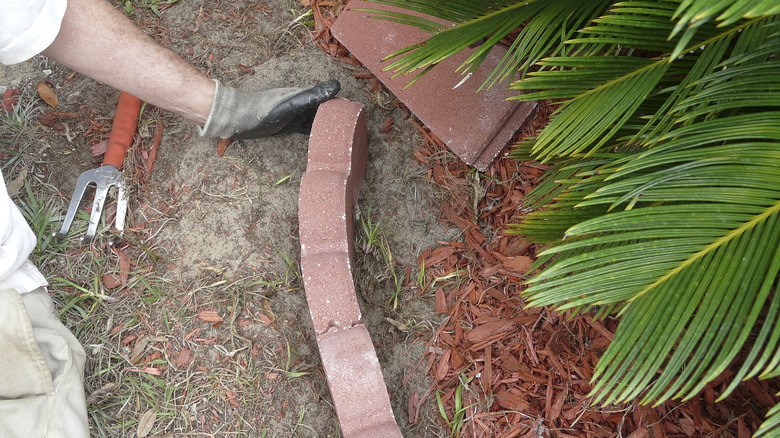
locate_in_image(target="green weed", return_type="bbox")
[284,339,309,379]
[431,269,466,291]
[436,373,475,438]
[358,209,405,309]
[122,0,180,16]
[15,180,73,262]
[273,169,298,186]
[416,259,427,291]
[381,243,403,310]
[359,208,382,255]
[288,8,315,31]
[278,249,301,285]
[0,90,40,145]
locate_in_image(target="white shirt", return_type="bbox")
[0,1,63,291]
[0,0,68,65]
[0,168,47,293]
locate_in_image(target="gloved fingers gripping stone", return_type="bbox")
[200,79,341,139]
[234,79,342,138]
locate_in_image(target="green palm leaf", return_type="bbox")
[362,0,610,89]
[757,403,780,437]
[511,11,771,161]
[510,17,780,427]
[514,56,671,159]
[523,145,780,406]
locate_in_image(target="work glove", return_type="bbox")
[199,79,341,139]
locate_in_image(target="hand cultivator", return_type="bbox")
[54,92,143,243]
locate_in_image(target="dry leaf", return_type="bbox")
[747,379,776,408]
[129,335,150,363]
[738,417,751,438]
[465,320,515,344]
[36,81,58,108]
[102,273,122,290]
[91,139,108,157]
[262,298,280,329]
[434,288,447,314]
[256,313,273,326]
[131,366,161,376]
[379,116,393,134]
[86,382,120,403]
[6,167,27,196]
[625,428,649,438]
[146,121,163,173]
[1,87,19,112]
[549,389,567,421]
[435,349,451,381]
[137,408,157,437]
[425,245,456,267]
[118,252,131,285]
[498,352,522,373]
[174,347,194,369]
[261,299,276,324]
[217,138,231,157]
[494,390,529,411]
[407,391,420,425]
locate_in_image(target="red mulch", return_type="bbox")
[307,2,779,436]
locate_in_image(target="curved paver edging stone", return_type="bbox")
[299,98,403,437]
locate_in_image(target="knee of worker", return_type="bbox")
[21,288,87,379]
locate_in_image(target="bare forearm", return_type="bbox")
[42,0,214,125]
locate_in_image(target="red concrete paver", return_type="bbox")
[316,325,403,438]
[306,98,368,203]
[299,98,402,436]
[299,170,354,258]
[473,97,538,170]
[330,0,537,170]
[300,252,362,335]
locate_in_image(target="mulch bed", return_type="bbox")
[410,116,777,437]
[307,1,778,435]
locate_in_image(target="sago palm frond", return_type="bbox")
[516,113,780,407]
[671,0,780,55]
[510,26,780,430]
[758,403,780,437]
[511,10,775,161]
[361,0,611,89]
[362,0,778,88]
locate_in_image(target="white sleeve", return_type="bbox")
[0,169,48,293]
[0,0,68,65]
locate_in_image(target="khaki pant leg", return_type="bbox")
[0,288,89,438]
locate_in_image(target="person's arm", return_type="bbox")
[42,0,340,138]
[42,0,214,125]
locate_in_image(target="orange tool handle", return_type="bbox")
[103,92,143,168]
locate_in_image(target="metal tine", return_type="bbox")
[54,92,141,243]
[112,182,129,245]
[53,169,98,239]
[83,184,110,243]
